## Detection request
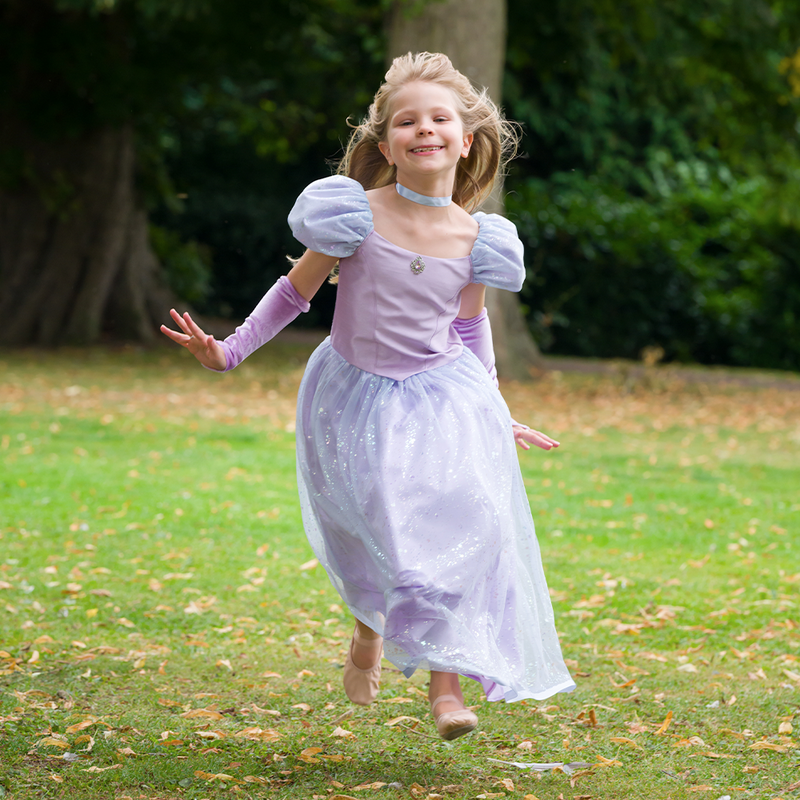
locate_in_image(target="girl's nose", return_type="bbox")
[417,124,433,135]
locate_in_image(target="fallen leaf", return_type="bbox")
[82,765,122,773]
[655,711,673,735]
[65,717,99,734]
[181,708,224,720]
[595,754,622,767]
[331,726,356,739]
[37,737,70,749]
[385,716,422,726]
[233,727,281,742]
[609,736,640,749]
[748,741,789,753]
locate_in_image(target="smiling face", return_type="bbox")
[378,81,473,187]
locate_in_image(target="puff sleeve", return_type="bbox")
[470,212,525,292]
[288,175,374,257]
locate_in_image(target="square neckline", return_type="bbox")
[366,229,476,263]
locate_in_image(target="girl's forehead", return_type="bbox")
[388,81,460,116]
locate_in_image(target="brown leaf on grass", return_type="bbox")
[65,716,99,734]
[609,737,640,749]
[74,734,94,752]
[262,671,282,678]
[242,775,269,785]
[292,703,313,713]
[749,741,790,753]
[298,747,323,763]
[246,704,280,717]
[82,764,122,773]
[181,708,223,720]
[352,782,387,790]
[37,737,70,749]
[381,697,414,704]
[595,754,622,767]
[196,730,226,740]
[636,652,668,663]
[655,711,673,735]
[496,778,514,791]
[233,727,281,742]
[195,770,239,782]
[329,795,360,800]
[687,786,714,793]
[782,668,800,683]
[157,697,181,708]
[331,726,356,739]
[778,721,793,735]
[385,716,422,727]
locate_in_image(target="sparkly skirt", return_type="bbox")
[295,338,575,702]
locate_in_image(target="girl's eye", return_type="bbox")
[434,117,448,122]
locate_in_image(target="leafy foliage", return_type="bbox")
[503,0,800,369]
[508,152,800,369]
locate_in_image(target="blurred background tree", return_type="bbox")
[2,0,799,370]
[0,0,383,345]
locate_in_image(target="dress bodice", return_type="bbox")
[289,175,525,380]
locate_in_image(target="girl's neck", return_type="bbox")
[393,171,455,203]
[396,182,451,207]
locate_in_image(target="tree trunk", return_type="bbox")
[387,0,542,380]
[0,124,176,345]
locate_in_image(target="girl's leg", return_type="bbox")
[428,670,465,711]
[351,618,382,669]
[429,670,478,740]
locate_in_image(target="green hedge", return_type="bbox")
[508,152,800,370]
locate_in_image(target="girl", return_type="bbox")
[161,52,575,741]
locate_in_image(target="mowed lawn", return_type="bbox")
[1,343,799,800]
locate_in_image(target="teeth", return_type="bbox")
[412,146,442,153]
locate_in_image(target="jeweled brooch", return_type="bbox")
[410,256,425,275]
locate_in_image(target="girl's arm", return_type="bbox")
[161,249,338,370]
[455,284,559,452]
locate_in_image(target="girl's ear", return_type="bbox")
[461,132,474,158]
[378,141,394,166]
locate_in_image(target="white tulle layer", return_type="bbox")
[296,339,575,702]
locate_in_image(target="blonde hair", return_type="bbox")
[337,52,518,212]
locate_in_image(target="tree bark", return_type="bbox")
[387,0,542,380]
[0,124,176,345]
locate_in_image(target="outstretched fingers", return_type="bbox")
[513,426,560,451]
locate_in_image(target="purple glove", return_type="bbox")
[452,309,498,388]
[453,309,530,431]
[214,276,310,372]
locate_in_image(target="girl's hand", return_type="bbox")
[513,425,560,451]
[160,309,226,371]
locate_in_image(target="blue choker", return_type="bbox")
[396,182,452,207]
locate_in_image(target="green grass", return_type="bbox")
[1,345,799,800]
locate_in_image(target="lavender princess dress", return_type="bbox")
[288,176,574,702]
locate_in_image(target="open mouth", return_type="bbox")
[411,146,443,153]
